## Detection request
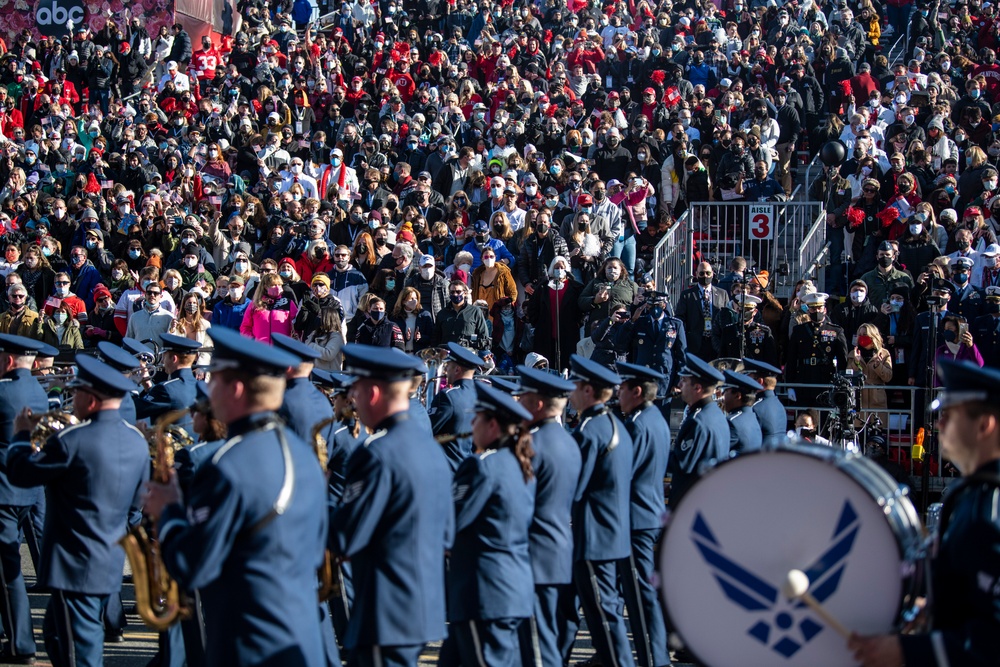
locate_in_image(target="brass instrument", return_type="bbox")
[418,347,450,406]
[311,416,341,603]
[435,432,472,445]
[27,411,80,452]
[120,410,193,631]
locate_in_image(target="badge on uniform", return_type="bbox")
[750,330,764,344]
[820,330,835,342]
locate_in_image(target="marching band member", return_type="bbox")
[616,361,673,667]
[331,344,454,667]
[271,333,335,442]
[720,370,765,456]
[144,327,328,666]
[743,358,788,447]
[448,382,536,666]
[7,355,149,667]
[95,341,142,425]
[0,334,52,663]
[513,366,582,667]
[134,333,200,433]
[669,354,730,505]
[429,342,483,471]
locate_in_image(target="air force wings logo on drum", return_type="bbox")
[691,500,861,658]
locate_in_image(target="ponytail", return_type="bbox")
[501,424,535,482]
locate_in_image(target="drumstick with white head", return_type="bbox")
[782,570,853,639]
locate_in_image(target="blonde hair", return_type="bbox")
[856,322,884,351]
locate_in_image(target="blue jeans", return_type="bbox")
[612,235,636,277]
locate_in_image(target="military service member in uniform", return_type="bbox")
[272,333,336,442]
[616,361,672,667]
[332,344,454,667]
[849,359,1000,667]
[513,366,582,667]
[721,370,765,456]
[743,359,788,447]
[949,256,984,323]
[134,332,200,432]
[785,292,849,408]
[669,354,730,504]
[7,355,149,667]
[971,286,1000,368]
[145,327,329,667]
[717,294,779,367]
[448,382,536,667]
[566,354,634,667]
[623,292,687,400]
[0,334,53,663]
[429,342,483,471]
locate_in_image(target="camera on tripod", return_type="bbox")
[817,371,864,412]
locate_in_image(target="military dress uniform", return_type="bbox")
[623,306,688,398]
[785,294,849,407]
[744,359,788,447]
[616,361,672,667]
[0,335,53,662]
[272,334,337,442]
[331,344,454,667]
[971,288,1000,368]
[448,383,536,667]
[668,355,731,505]
[894,360,1000,666]
[512,367,582,667]
[156,328,329,667]
[567,355,635,667]
[718,318,779,369]
[5,355,149,667]
[134,333,201,433]
[722,370,764,456]
[429,343,484,472]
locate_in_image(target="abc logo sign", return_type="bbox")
[35,0,86,38]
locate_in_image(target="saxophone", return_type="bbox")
[312,416,342,603]
[120,410,193,631]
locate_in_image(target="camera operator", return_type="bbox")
[620,291,687,402]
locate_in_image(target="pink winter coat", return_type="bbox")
[239,297,298,342]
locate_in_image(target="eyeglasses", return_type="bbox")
[698,272,712,277]
[261,268,275,274]
[145,290,161,296]
[9,294,25,299]
[54,281,70,286]
[863,188,877,193]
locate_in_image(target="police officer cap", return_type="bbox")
[0,333,48,356]
[569,354,622,388]
[271,333,321,362]
[96,341,141,371]
[678,353,725,385]
[474,381,533,423]
[446,342,485,369]
[721,369,764,394]
[931,278,954,295]
[207,327,299,376]
[742,358,783,377]
[312,369,355,395]
[932,359,1000,410]
[342,343,424,382]
[158,333,203,354]
[953,256,976,270]
[122,337,155,363]
[68,354,139,397]
[616,361,666,383]
[516,364,576,396]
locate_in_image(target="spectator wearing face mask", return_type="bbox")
[239,273,298,342]
[832,279,880,345]
[404,254,449,322]
[0,283,42,340]
[83,284,120,347]
[435,280,491,350]
[42,302,84,353]
[66,245,102,310]
[461,220,516,270]
[281,157,319,199]
[211,275,252,330]
[354,296,404,349]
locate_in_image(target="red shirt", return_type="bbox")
[190,48,222,81]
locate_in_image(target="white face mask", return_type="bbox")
[184,257,198,268]
[291,164,303,175]
[909,223,923,236]
[850,290,866,304]
[119,204,130,215]
[553,267,567,280]
[420,267,435,280]
[482,257,496,268]
[525,185,537,197]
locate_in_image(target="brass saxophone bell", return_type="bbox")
[27,411,80,453]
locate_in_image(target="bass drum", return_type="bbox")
[658,443,923,667]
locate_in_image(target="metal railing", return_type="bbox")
[685,201,826,298]
[651,210,690,308]
[774,382,952,497]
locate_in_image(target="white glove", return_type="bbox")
[788,388,797,402]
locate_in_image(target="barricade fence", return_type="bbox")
[685,201,827,299]
[651,210,690,308]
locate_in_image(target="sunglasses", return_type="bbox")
[863,188,877,193]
